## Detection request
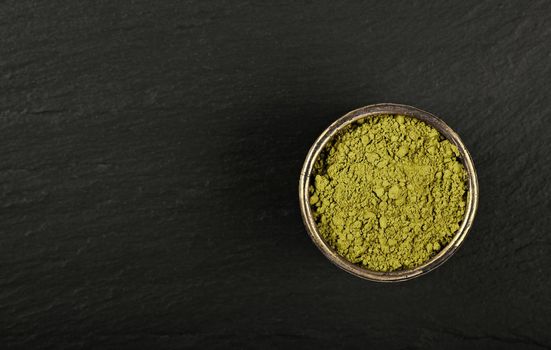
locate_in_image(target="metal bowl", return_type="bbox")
[299,103,479,282]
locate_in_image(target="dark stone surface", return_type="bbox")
[2,1,551,349]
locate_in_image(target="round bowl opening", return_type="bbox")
[299,103,479,282]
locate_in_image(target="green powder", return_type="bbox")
[310,115,467,272]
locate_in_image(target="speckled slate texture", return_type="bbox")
[2,1,551,349]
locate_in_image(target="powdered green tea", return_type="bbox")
[310,115,467,272]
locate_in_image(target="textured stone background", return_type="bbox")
[2,1,551,349]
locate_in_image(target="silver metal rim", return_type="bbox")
[299,103,479,282]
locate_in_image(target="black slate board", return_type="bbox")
[2,1,551,349]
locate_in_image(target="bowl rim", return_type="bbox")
[298,103,479,282]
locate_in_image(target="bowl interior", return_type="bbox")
[299,103,479,282]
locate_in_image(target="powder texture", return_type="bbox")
[310,115,467,272]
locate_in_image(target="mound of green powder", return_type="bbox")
[310,115,467,272]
